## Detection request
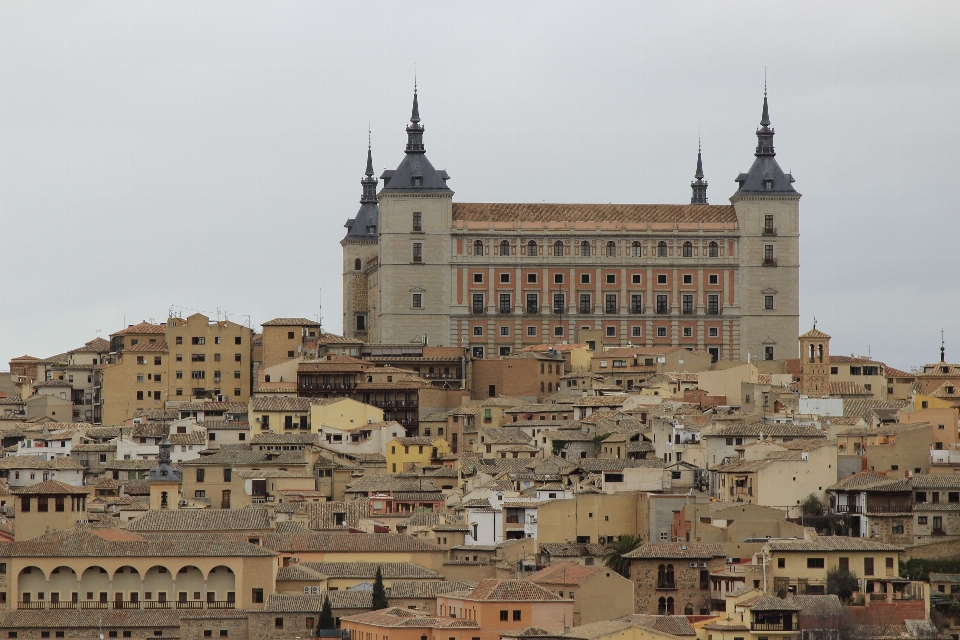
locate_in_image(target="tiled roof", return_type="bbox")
[842,399,909,419]
[262,317,322,327]
[462,579,562,602]
[264,592,373,612]
[929,573,960,583]
[0,455,84,470]
[712,424,826,438]
[573,396,628,407]
[86,426,125,439]
[10,480,89,495]
[341,606,479,629]
[71,443,118,452]
[104,459,157,470]
[828,471,891,491]
[623,542,726,559]
[909,475,960,489]
[125,341,168,352]
[790,594,844,617]
[168,432,206,446]
[561,619,632,640]
[263,532,446,553]
[739,593,802,611]
[7,528,276,557]
[625,614,698,636]
[529,562,605,585]
[766,536,902,552]
[830,382,871,396]
[179,449,305,466]
[306,499,371,529]
[301,561,441,580]
[176,401,248,413]
[127,508,272,531]
[276,564,328,581]
[111,322,166,336]
[252,432,316,445]
[250,396,314,412]
[480,428,534,445]
[0,609,180,629]
[452,202,737,224]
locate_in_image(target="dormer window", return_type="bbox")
[764,179,773,191]
[412,177,422,187]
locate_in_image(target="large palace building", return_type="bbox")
[342,91,800,363]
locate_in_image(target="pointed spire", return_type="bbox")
[755,82,776,157]
[690,138,708,204]
[361,130,377,204]
[405,76,425,154]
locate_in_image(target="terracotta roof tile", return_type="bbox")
[461,579,562,602]
[452,202,737,224]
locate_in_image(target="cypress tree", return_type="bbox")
[371,566,389,610]
[317,595,335,630]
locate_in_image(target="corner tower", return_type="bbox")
[799,326,831,396]
[731,89,801,362]
[375,88,455,345]
[341,136,380,340]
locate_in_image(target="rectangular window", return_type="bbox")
[708,327,719,337]
[631,326,641,337]
[579,294,591,314]
[764,214,775,233]
[656,294,668,315]
[526,294,538,314]
[764,295,774,310]
[412,243,422,262]
[605,326,616,337]
[513,611,521,621]
[473,326,483,336]
[864,557,874,575]
[192,337,205,345]
[554,273,563,284]
[707,295,719,315]
[472,346,484,359]
[473,272,483,283]
[527,326,537,336]
[657,327,667,337]
[682,294,693,315]
[413,212,422,231]
[500,326,510,336]
[631,294,642,314]
[356,315,366,331]
[500,611,509,621]
[472,293,484,314]
[764,244,775,264]
[580,273,590,284]
[764,346,774,361]
[553,293,565,314]
[807,558,825,568]
[605,294,617,314]
[499,293,511,314]
[412,293,422,309]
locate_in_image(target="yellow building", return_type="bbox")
[249,396,314,433]
[311,397,384,433]
[385,437,451,474]
[699,590,802,640]
[260,318,323,370]
[100,314,254,424]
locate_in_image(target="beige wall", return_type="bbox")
[312,398,383,432]
[764,547,899,594]
[698,364,758,403]
[261,323,320,370]
[166,313,253,403]
[537,493,644,545]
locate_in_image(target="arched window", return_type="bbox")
[540,381,545,393]
[818,344,824,363]
[632,241,642,257]
[354,258,362,270]
[547,382,552,392]
[682,241,693,258]
[554,240,564,257]
[657,241,667,257]
[527,240,538,258]
[808,344,815,363]
[580,241,591,257]
[606,241,616,257]
[666,597,674,615]
[160,491,168,509]
[474,240,484,256]
[708,241,719,258]
[658,597,667,615]
[500,241,510,256]
[684,604,694,616]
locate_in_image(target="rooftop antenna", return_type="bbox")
[812,316,817,331]
[942,329,946,363]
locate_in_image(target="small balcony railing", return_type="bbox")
[114,600,140,609]
[763,227,778,236]
[176,601,204,609]
[751,622,794,631]
[144,601,172,609]
[49,601,77,609]
[763,258,778,267]
[207,601,236,609]
[656,581,677,590]
[80,601,109,609]
[17,602,45,610]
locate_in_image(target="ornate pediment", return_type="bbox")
[761,287,778,295]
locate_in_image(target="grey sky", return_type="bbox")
[2,0,957,371]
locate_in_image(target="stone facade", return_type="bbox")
[628,549,726,615]
[343,92,800,362]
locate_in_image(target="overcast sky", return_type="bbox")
[2,0,958,371]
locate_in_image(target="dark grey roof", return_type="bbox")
[380,152,452,193]
[733,95,799,196]
[344,202,379,240]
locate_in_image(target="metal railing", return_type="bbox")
[656,581,677,590]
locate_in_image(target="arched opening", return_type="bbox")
[818,344,824,363]
[175,566,205,605]
[682,241,693,258]
[354,258,362,271]
[207,566,237,606]
[580,241,591,257]
[18,566,46,606]
[112,566,141,606]
[666,597,674,615]
[632,241,642,257]
[144,566,173,607]
[708,241,719,258]
[80,567,110,605]
[49,566,79,606]
[684,603,694,616]
[499,240,510,257]
[553,240,564,257]
[657,596,667,615]
[808,344,815,363]
[474,240,484,256]
[527,240,538,258]
[606,241,616,257]
[657,241,667,257]
[160,491,169,509]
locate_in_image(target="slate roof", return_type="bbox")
[126,508,272,531]
[623,542,726,559]
[452,203,737,224]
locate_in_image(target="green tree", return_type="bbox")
[371,566,389,610]
[317,595,335,631]
[801,493,825,516]
[603,534,643,578]
[826,566,860,602]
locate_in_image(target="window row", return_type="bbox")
[470,272,724,286]
[468,293,722,315]
[471,324,723,339]
[471,239,723,258]
[174,354,243,362]
[173,336,242,345]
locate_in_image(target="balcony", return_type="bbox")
[933,528,946,536]
[207,601,236,609]
[144,601,172,609]
[656,581,677,590]
[751,622,794,632]
[763,227,778,236]
[49,602,77,610]
[17,602,44,610]
[835,504,863,514]
[762,258,778,267]
[80,601,109,609]
[114,600,141,609]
